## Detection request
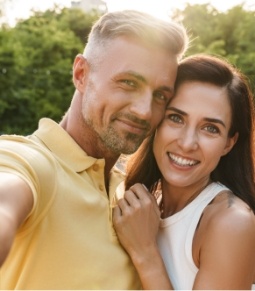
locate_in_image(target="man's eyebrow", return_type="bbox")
[167,106,226,127]
[124,71,147,83]
[159,85,174,94]
[124,71,174,93]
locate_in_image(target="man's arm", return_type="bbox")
[0,173,33,266]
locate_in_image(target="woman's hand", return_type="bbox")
[113,183,160,259]
[113,183,173,290]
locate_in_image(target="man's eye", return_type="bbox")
[153,91,168,103]
[121,80,136,87]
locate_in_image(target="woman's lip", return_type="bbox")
[168,152,200,166]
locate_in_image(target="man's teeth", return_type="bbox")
[169,153,198,166]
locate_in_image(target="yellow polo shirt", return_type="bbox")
[0,118,141,290]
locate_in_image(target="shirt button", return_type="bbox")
[93,164,99,171]
[99,185,104,191]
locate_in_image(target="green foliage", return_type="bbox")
[172,3,255,93]
[57,8,102,44]
[0,7,102,134]
[0,4,254,134]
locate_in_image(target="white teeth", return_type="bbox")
[169,153,198,166]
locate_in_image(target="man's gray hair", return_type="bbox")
[84,10,189,61]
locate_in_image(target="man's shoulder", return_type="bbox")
[0,132,58,175]
[0,133,50,155]
[0,133,32,143]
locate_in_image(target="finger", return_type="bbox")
[151,196,161,217]
[130,183,156,206]
[142,184,149,191]
[129,183,150,200]
[124,190,141,209]
[112,206,123,231]
[112,205,122,218]
[130,183,160,217]
[148,193,161,217]
[116,197,131,214]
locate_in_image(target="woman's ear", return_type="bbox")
[73,54,89,93]
[222,132,239,156]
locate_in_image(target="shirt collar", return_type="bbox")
[33,118,98,172]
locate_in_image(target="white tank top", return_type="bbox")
[157,182,229,289]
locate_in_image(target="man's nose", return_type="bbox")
[129,90,153,121]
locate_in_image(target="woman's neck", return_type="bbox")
[160,178,211,218]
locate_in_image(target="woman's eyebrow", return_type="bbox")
[167,106,226,127]
[203,117,226,128]
[166,106,187,116]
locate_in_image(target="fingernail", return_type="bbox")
[142,184,148,190]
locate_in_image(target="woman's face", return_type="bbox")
[153,81,238,188]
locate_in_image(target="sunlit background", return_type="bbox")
[1,0,254,135]
[4,0,255,26]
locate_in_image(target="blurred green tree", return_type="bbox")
[0,7,102,134]
[0,4,254,134]
[172,3,255,92]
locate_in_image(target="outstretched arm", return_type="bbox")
[113,183,174,290]
[0,173,33,266]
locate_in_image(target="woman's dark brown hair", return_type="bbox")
[125,54,255,212]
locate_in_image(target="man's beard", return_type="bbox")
[83,116,150,155]
[99,124,148,155]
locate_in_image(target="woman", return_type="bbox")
[113,54,255,290]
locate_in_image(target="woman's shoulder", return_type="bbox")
[201,189,255,236]
[207,189,253,214]
[193,189,255,268]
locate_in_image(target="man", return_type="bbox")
[0,10,188,289]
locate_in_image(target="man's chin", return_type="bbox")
[102,130,145,155]
[120,140,144,155]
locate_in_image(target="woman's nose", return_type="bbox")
[177,128,198,152]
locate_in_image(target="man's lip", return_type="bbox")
[119,119,148,129]
[117,119,149,134]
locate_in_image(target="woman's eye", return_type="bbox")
[168,114,182,123]
[204,125,220,134]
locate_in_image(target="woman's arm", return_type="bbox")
[113,183,174,290]
[193,198,255,290]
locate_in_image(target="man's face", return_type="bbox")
[80,36,178,155]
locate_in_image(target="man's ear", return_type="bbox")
[73,54,89,93]
[222,132,239,156]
